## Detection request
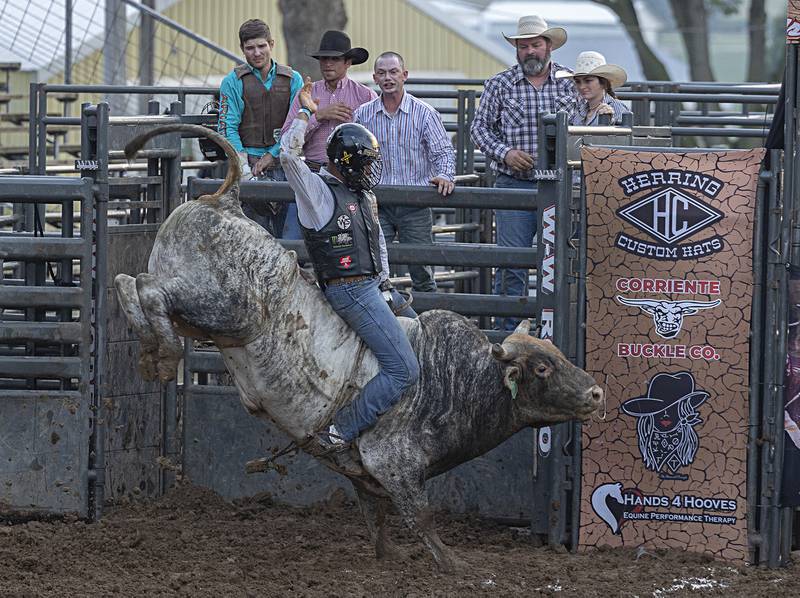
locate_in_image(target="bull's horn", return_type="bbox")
[492,342,520,362]
[513,319,531,335]
[491,343,510,361]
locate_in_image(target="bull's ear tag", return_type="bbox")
[508,380,518,400]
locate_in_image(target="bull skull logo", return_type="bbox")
[620,372,709,481]
[616,296,721,339]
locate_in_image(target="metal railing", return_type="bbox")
[185,178,566,334]
[19,78,779,183]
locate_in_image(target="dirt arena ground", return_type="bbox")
[0,483,797,597]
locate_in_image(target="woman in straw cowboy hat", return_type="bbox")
[555,51,630,126]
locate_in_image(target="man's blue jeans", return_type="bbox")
[379,206,436,292]
[282,203,302,240]
[324,277,420,441]
[242,165,301,239]
[494,173,537,331]
[243,164,302,240]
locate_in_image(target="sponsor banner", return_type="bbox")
[790,1,800,43]
[580,147,764,562]
[781,275,800,506]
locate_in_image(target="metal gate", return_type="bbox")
[0,175,95,517]
[0,101,183,519]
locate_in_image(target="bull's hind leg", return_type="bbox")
[135,273,183,382]
[352,482,404,561]
[380,473,463,572]
[114,274,159,380]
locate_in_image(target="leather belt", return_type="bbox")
[324,274,376,287]
[306,160,327,173]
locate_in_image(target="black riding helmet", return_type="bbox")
[326,123,383,192]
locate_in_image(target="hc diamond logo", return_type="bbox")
[617,187,723,245]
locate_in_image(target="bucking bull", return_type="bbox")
[114,124,604,571]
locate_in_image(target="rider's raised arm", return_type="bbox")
[279,117,333,230]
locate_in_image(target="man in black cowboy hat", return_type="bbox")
[620,371,710,481]
[280,30,376,172]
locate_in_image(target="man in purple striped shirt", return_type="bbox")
[470,15,575,330]
[355,52,455,292]
[280,31,377,170]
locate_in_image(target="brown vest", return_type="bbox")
[234,62,293,147]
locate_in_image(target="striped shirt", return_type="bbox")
[470,62,575,180]
[355,92,455,186]
[557,92,630,126]
[280,77,377,164]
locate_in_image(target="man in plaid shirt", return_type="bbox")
[471,15,575,330]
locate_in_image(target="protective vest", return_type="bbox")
[302,174,383,283]
[234,62,293,147]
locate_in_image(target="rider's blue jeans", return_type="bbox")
[324,277,420,441]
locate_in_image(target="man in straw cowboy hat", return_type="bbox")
[555,51,630,126]
[280,30,377,174]
[470,15,576,331]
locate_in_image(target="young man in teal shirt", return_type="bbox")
[218,19,303,239]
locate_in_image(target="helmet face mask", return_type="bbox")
[326,123,383,192]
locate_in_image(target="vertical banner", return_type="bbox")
[579,147,764,562]
[789,1,800,43]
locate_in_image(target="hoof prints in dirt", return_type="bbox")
[0,483,795,596]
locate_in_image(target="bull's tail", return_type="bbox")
[124,123,240,202]
[114,273,183,382]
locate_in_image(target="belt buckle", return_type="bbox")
[328,274,373,287]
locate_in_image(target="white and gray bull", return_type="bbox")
[114,124,604,571]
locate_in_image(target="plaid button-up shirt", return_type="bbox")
[471,62,575,180]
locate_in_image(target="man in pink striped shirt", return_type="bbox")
[280,31,377,170]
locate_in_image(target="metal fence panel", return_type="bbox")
[102,226,165,503]
[0,176,94,517]
[0,396,90,514]
[183,386,350,505]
